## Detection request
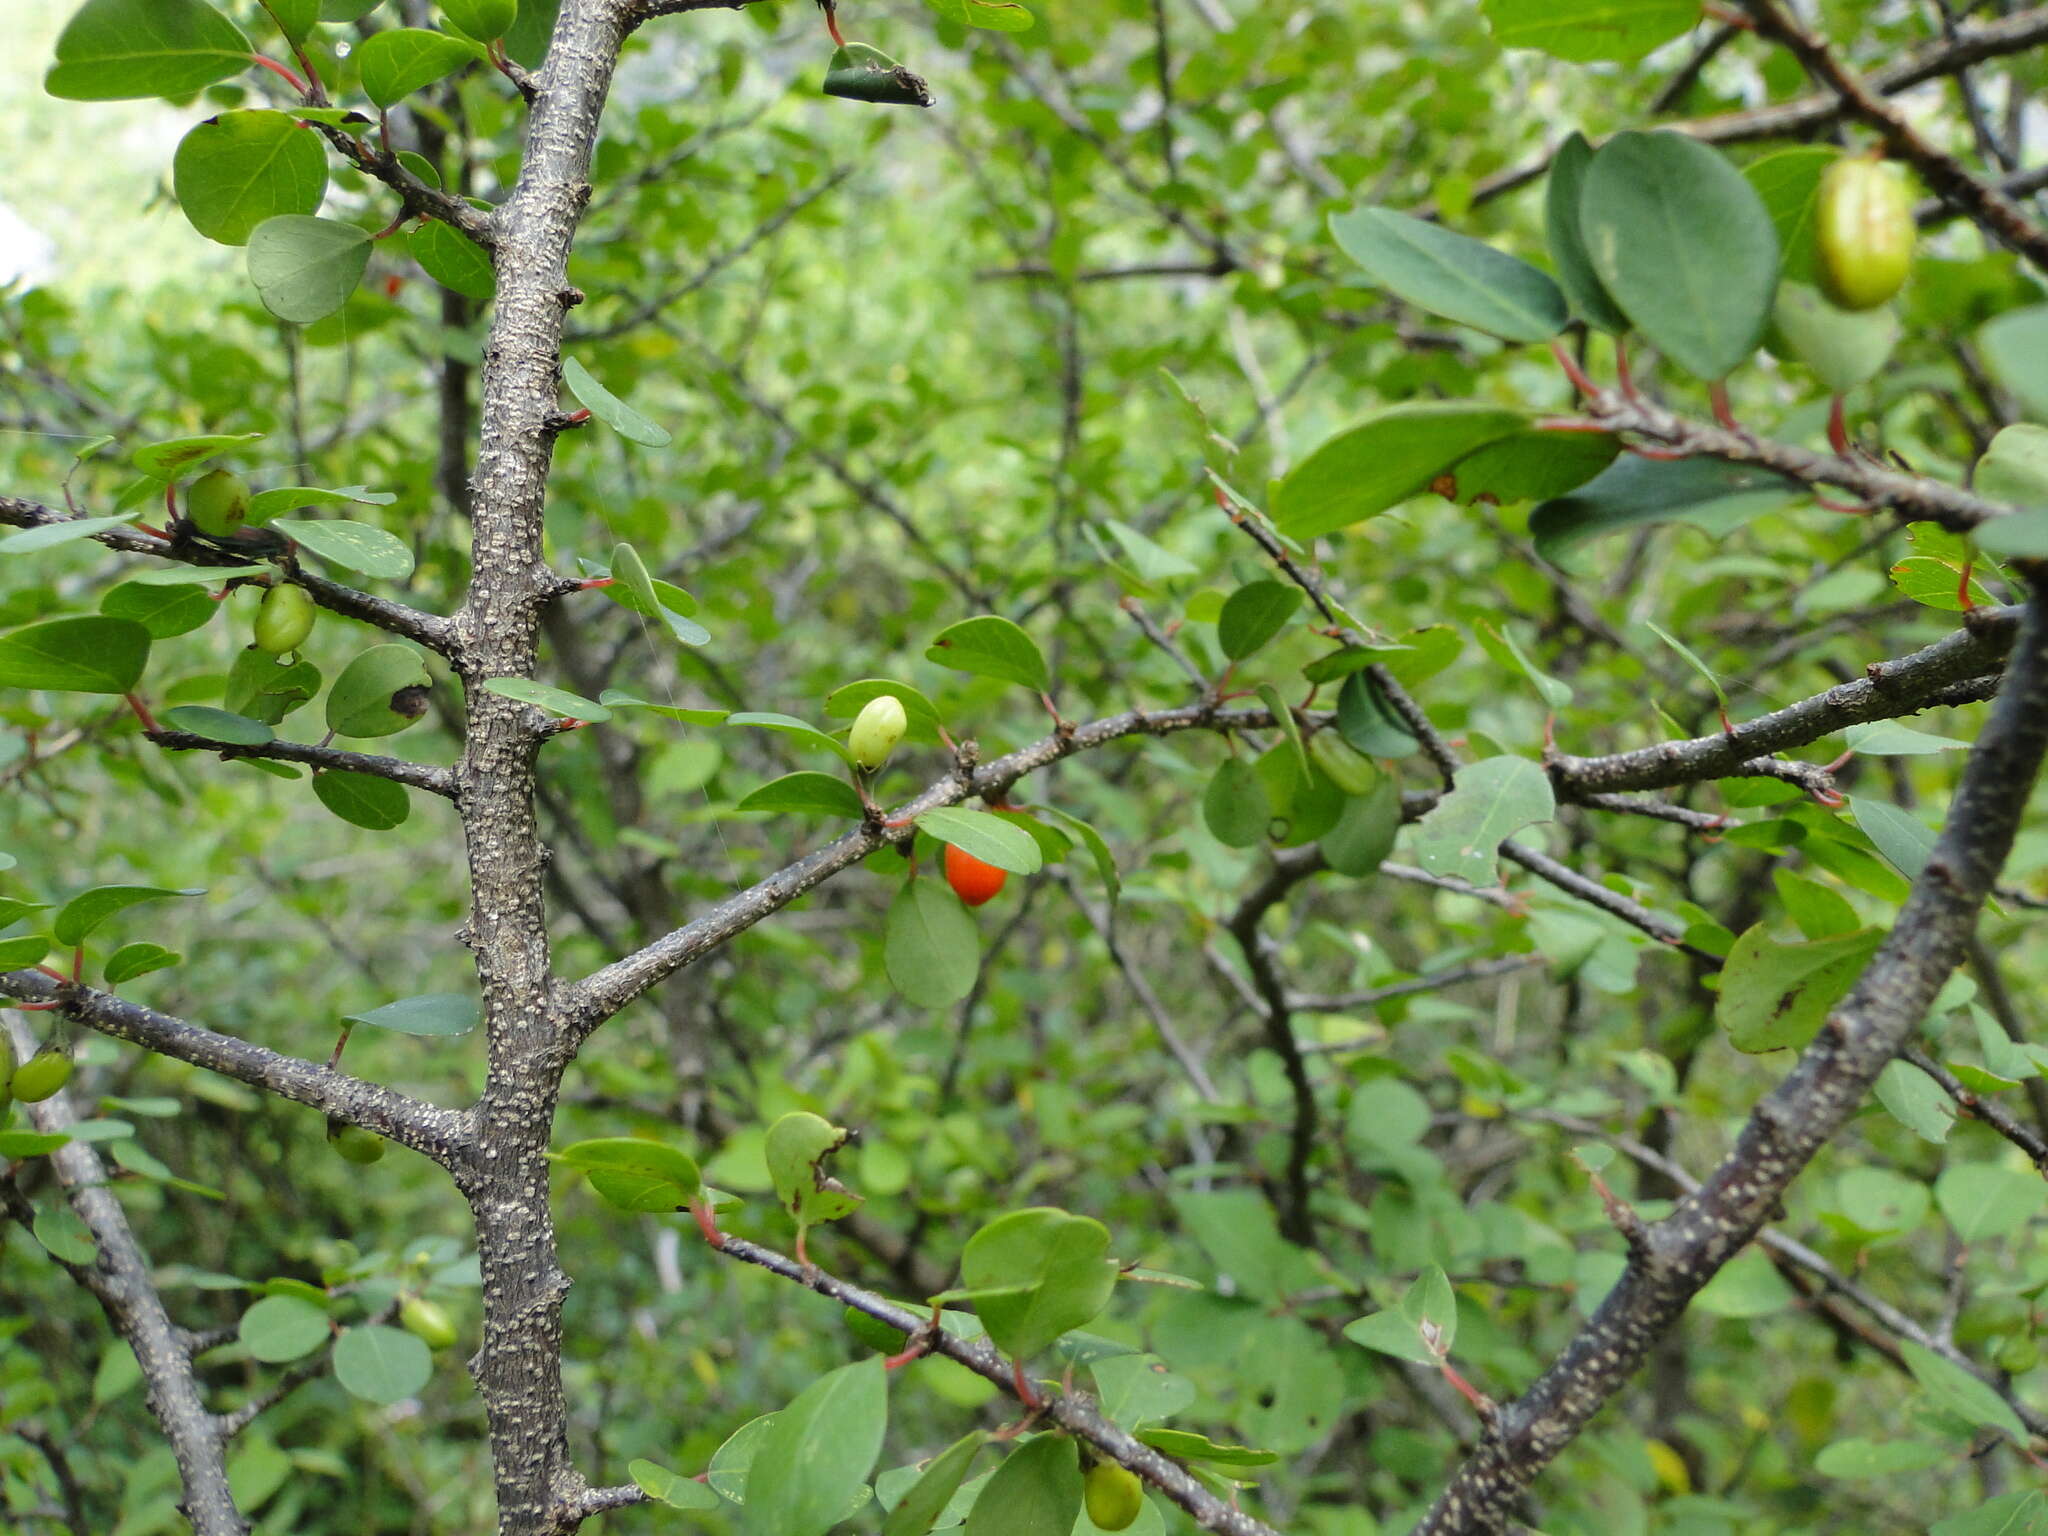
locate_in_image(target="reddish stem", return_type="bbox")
[246,52,309,96]
[1439,1360,1495,1415]
[35,964,66,981]
[577,576,615,590]
[1958,557,1978,613]
[822,1,848,47]
[1827,394,1851,456]
[1011,1358,1040,1409]
[1614,343,1638,400]
[125,693,160,734]
[1709,380,1739,432]
[688,1199,727,1249]
[70,947,83,984]
[1549,339,1599,400]
[327,1023,354,1071]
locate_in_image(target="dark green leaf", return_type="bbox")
[925,615,1050,693]
[1544,132,1627,332]
[1276,404,1528,540]
[1329,207,1567,342]
[173,110,328,246]
[355,26,479,109]
[313,771,413,829]
[276,518,414,578]
[342,993,478,1036]
[915,807,1043,875]
[741,1359,889,1536]
[885,879,979,1006]
[47,0,252,101]
[54,885,203,947]
[1217,580,1302,660]
[963,1435,1080,1536]
[735,772,866,819]
[332,1325,432,1405]
[160,705,274,745]
[0,617,151,695]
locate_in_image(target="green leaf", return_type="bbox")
[735,772,866,820]
[924,615,1050,694]
[629,1458,720,1511]
[764,1111,862,1233]
[1442,428,1619,505]
[551,1137,703,1213]
[964,1435,1080,1536]
[1343,1265,1458,1364]
[1979,305,2048,423]
[245,483,396,522]
[1482,0,1698,62]
[562,357,671,447]
[126,562,270,586]
[0,617,151,695]
[240,1294,330,1363]
[104,943,182,984]
[482,677,611,722]
[0,1130,68,1158]
[1642,619,1728,710]
[1133,1429,1278,1467]
[317,769,409,827]
[101,581,215,639]
[822,678,943,731]
[1275,404,1528,540]
[1336,671,1420,757]
[1769,282,1898,393]
[1041,807,1119,904]
[956,1207,1118,1360]
[923,0,1033,31]
[54,885,203,947]
[332,1324,433,1405]
[1413,757,1556,887]
[342,993,477,1037]
[276,518,414,578]
[880,1433,986,1536]
[173,110,328,246]
[35,1206,97,1265]
[1851,796,1937,881]
[247,215,373,324]
[599,689,728,726]
[1217,580,1302,660]
[1693,1249,1798,1318]
[355,26,479,108]
[915,807,1043,875]
[1974,425,2048,558]
[742,1359,889,1536]
[1933,1493,2048,1536]
[1092,1355,1195,1433]
[440,0,517,42]
[1329,206,1567,343]
[1746,147,1836,287]
[408,219,496,301]
[0,512,142,552]
[132,431,264,479]
[1530,454,1804,565]
[1935,1163,2046,1244]
[160,705,274,745]
[1835,1167,1930,1235]
[1715,924,1883,1053]
[225,650,320,726]
[1474,620,1572,709]
[325,645,432,737]
[1581,131,1780,380]
[1321,772,1402,878]
[726,711,855,765]
[1202,756,1270,848]
[46,0,253,101]
[0,935,54,970]
[885,879,979,1007]
[1900,1340,2027,1443]
[1875,1058,1955,1144]
[822,43,933,107]
[1544,132,1628,332]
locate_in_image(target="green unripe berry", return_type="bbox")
[184,467,252,537]
[1815,157,1915,312]
[10,1051,73,1103]
[253,584,316,656]
[330,1122,385,1165]
[1999,1334,2040,1375]
[848,694,908,772]
[1084,1462,1144,1532]
[400,1295,459,1351]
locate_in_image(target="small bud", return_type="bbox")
[848,694,908,771]
[253,584,316,656]
[1815,157,1915,312]
[327,1117,386,1165]
[400,1295,459,1351]
[184,468,252,537]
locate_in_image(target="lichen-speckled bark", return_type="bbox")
[1416,590,2048,1535]
[450,4,634,1530]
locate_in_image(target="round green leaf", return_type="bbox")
[325,645,432,737]
[963,1434,1080,1536]
[275,518,414,578]
[54,884,203,947]
[247,215,373,325]
[240,1294,330,1363]
[0,617,151,695]
[734,772,866,820]
[173,110,329,246]
[1329,206,1568,343]
[46,0,253,101]
[101,581,217,639]
[104,942,182,984]
[915,807,1043,875]
[956,1207,1119,1360]
[332,1324,433,1406]
[408,219,495,301]
[312,770,412,829]
[1580,131,1780,381]
[1202,756,1270,848]
[1413,756,1556,887]
[355,27,480,109]
[551,1137,703,1213]
[1276,403,1527,540]
[440,0,516,42]
[924,615,1050,694]
[1217,580,1303,661]
[884,879,979,1007]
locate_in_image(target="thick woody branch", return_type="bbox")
[146,731,457,798]
[1549,609,2018,796]
[563,702,1309,1034]
[0,975,468,1160]
[0,497,457,658]
[2,1020,246,1536]
[1416,592,2048,1533]
[710,1234,1285,1536]
[1737,0,2048,273]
